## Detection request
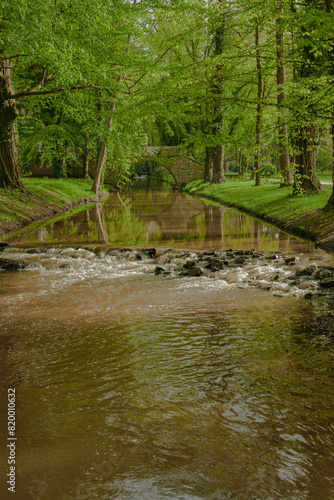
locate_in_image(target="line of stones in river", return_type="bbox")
[1,243,333,336]
[1,243,334,297]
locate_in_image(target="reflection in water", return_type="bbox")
[8,188,318,254]
[95,203,108,244]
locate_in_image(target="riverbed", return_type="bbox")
[1,188,334,499]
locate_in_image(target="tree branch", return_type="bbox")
[10,84,102,100]
[128,46,173,90]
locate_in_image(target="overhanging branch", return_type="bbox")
[10,84,102,100]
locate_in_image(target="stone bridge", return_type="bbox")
[136,145,204,186]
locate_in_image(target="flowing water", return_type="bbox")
[1,188,334,500]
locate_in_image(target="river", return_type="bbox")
[1,188,334,500]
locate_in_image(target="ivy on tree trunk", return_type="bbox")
[293,124,327,194]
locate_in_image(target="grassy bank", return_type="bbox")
[318,171,333,182]
[184,178,334,251]
[0,178,107,238]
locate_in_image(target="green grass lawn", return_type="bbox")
[317,171,333,182]
[0,178,107,231]
[185,178,333,224]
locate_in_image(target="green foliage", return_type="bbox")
[1,0,333,204]
[260,163,277,177]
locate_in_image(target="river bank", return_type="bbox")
[1,178,334,251]
[0,178,108,239]
[184,179,334,252]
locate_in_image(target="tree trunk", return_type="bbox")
[211,0,226,185]
[240,156,247,174]
[0,59,24,189]
[324,1,334,210]
[291,0,324,194]
[324,117,334,211]
[293,124,326,194]
[254,25,262,187]
[276,0,291,186]
[83,139,90,179]
[212,145,225,184]
[92,102,116,195]
[204,146,213,182]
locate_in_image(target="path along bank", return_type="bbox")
[183,179,334,252]
[0,178,107,239]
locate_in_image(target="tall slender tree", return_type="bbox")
[276,0,291,186]
[254,23,263,186]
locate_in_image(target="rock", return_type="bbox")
[295,265,317,277]
[314,268,334,280]
[184,267,203,277]
[319,278,334,289]
[140,248,157,259]
[267,254,280,260]
[25,248,40,254]
[135,253,143,261]
[0,243,11,251]
[298,281,316,290]
[304,292,314,299]
[257,282,272,290]
[58,262,72,269]
[208,257,225,272]
[203,250,216,256]
[183,260,197,269]
[285,256,300,264]
[234,256,248,264]
[106,249,118,255]
[154,266,165,275]
[0,258,29,270]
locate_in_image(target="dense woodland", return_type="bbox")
[0,0,334,209]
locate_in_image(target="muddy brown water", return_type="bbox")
[1,188,334,500]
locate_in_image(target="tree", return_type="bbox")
[210,0,227,184]
[253,23,263,186]
[0,0,128,189]
[324,0,334,210]
[276,0,291,186]
[0,58,23,188]
[289,0,326,194]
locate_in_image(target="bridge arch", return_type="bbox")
[135,158,178,185]
[133,146,204,186]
